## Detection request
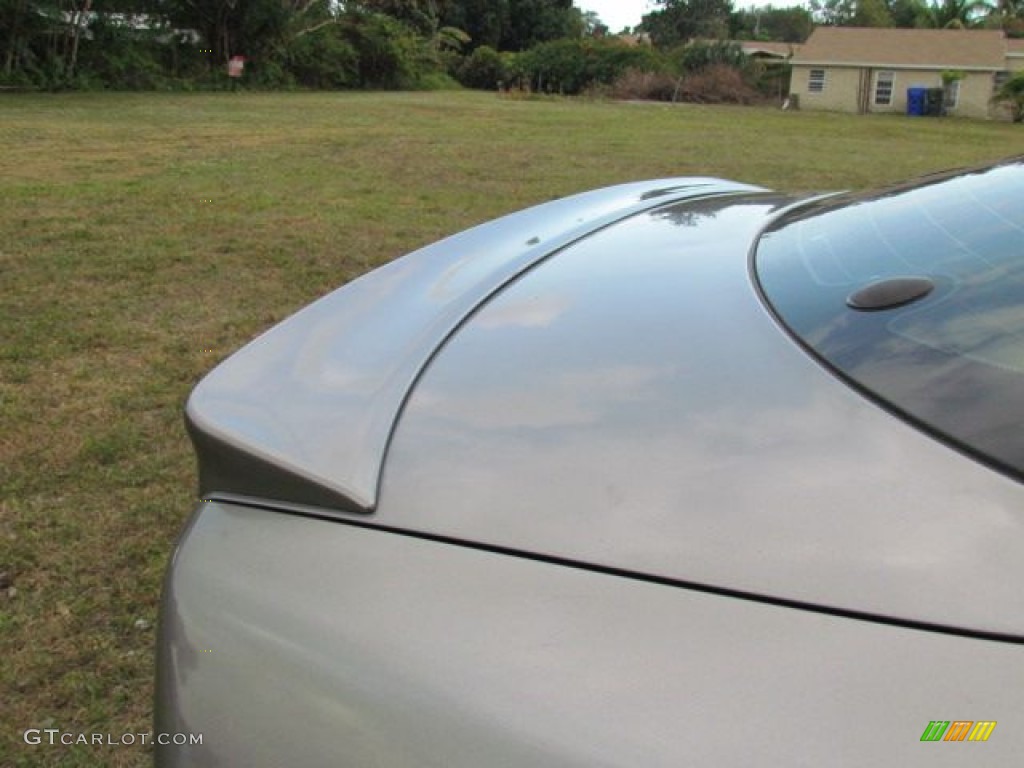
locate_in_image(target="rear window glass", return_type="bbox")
[754,161,1024,480]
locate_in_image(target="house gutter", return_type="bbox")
[792,60,1001,72]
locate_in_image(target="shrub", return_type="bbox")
[676,64,760,104]
[609,68,679,101]
[341,12,429,89]
[516,38,668,95]
[753,60,791,102]
[456,45,507,90]
[993,72,1024,123]
[414,71,462,90]
[675,40,750,75]
[246,57,298,89]
[286,26,359,89]
[70,21,174,90]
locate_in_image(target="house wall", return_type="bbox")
[956,73,1004,119]
[789,65,861,112]
[790,65,998,119]
[869,68,929,115]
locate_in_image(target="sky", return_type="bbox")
[577,0,655,33]
[577,0,792,33]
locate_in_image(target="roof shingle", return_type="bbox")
[793,27,1007,70]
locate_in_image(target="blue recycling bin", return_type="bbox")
[907,87,927,117]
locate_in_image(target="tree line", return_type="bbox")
[1,0,587,88]
[805,0,1023,31]
[645,0,1023,44]
[1,0,1021,91]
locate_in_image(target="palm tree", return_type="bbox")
[921,0,993,27]
[994,0,1024,34]
[996,0,1024,16]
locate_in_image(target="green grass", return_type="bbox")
[0,90,1020,766]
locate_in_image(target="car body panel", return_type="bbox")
[185,178,766,512]
[379,194,1024,638]
[160,165,1024,767]
[156,501,1022,767]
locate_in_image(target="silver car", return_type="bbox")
[156,158,1024,766]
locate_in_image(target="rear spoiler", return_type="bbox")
[186,178,766,513]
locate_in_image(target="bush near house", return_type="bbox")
[677,63,762,104]
[994,72,1024,122]
[512,38,665,95]
[609,68,680,101]
[604,39,765,104]
[673,39,751,75]
[501,37,765,105]
[671,41,764,104]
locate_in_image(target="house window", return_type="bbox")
[944,78,960,110]
[874,71,895,106]
[995,71,1010,92]
[808,69,825,93]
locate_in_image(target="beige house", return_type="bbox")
[1009,38,1024,72]
[790,27,1018,119]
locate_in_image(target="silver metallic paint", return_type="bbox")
[186,179,763,511]
[380,195,1024,638]
[157,502,1022,767]
[159,173,1024,767]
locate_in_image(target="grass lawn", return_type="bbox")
[1,89,1020,766]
